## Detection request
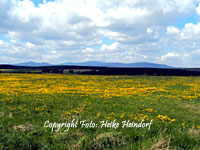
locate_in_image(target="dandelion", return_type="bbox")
[170,119,176,122]
[107,117,111,120]
[181,123,185,126]
[96,113,101,118]
[120,113,125,119]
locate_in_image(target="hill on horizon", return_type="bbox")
[60,61,173,68]
[14,61,52,67]
[12,61,173,68]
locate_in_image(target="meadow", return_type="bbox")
[0,73,200,150]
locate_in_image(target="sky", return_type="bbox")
[0,0,200,67]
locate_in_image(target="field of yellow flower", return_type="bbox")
[0,73,200,149]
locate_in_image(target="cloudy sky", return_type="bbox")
[0,0,200,67]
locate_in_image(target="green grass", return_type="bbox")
[0,69,42,73]
[0,74,200,150]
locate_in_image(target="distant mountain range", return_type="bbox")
[13,61,173,68]
[15,61,52,67]
[60,61,173,68]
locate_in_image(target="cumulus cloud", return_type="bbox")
[101,42,119,51]
[0,0,200,67]
[196,3,200,15]
[161,52,180,61]
[147,28,153,34]
[167,26,180,34]
[166,23,200,52]
[0,40,5,46]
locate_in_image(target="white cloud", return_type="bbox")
[147,28,153,34]
[101,42,119,51]
[0,40,4,45]
[26,42,35,48]
[82,48,95,53]
[196,3,200,15]
[184,23,200,34]
[3,0,196,44]
[167,26,180,34]
[9,0,36,23]
[167,23,200,51]
[0,0,200,67]
[161,52,180,61]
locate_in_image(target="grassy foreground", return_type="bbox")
[0,73,200,150]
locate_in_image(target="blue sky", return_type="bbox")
[0,34,10,43]
[101,37,114,46]
[0,0,200,67]
[21,0,54,6]
[175,13,199,28]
